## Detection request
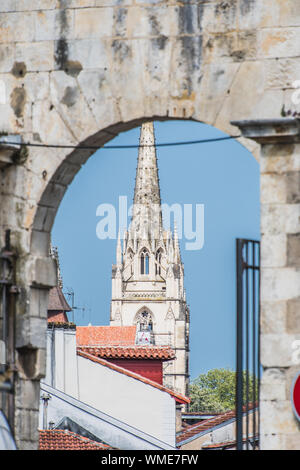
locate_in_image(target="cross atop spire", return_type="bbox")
[129,122,163,242]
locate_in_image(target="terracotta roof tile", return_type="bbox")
[202,436,258,450]
[39,430,112,450]
[76,326,137,347]
[202,440,237,450]
[177,403,258,445]
[183,411,221,417]
[77,349,190,405]
[47,321,76,329]
[48,286,71,312]
[48,311,69,323]
[77,345,175,361]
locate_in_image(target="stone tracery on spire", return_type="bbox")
[129,121,163,243]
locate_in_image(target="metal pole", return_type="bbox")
[257,242,261,449]
[236,239,244,450]
[71,291,74,323]
[245,242,249,450]
[252,241,257,449]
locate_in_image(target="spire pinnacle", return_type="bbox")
[174,223,181,263]
[116,230,122,266]
[129,122,163,242]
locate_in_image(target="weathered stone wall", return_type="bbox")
[0,0,299,449]
[233,119,300,450]
[260,140,300,450]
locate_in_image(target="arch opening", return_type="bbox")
[29,117,260,419]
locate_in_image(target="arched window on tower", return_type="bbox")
[135,309,155,345]
[140,248,149,275]
[139,310,153,331]
[155,248,163,275]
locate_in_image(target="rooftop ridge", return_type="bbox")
[77,350,189,405]
[177,403,259,444]
[39,429,112,450]
[77,344,173,349]
[77,345,176,361]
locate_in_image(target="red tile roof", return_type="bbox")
[177,403,257,445]
[201,440,237,450]
[77,345,175,361]
[201,436,258,450]
[48,311,69,323]
[76,326,137,347]
[48,286,71,312]
[77,349,190,405]
[183,411,221,417]
[39,429,112,450]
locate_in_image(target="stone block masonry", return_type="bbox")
[0,0,300,449]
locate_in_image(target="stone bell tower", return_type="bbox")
[110,122,190,397]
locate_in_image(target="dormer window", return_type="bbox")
[140,248,149,275]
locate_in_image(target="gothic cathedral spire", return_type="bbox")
[130,121,163,243]
[110,122,190,397]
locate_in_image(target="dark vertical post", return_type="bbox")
[257,242,261,449]
[245,242,249,450]
[0,230,15,433]
[236,238,260,450]
[252,241,256,449]
[236,239,244,450]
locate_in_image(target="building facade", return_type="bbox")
[110,122,190,397]
[40,322,189,450]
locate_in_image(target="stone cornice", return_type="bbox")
[231,118,300,144]
[0,135,23,167]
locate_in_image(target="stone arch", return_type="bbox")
[155,247,164,275]
[29,116,255,262]
[138,246,150,255]
[11,115,258,451]
[125,247,134,276]
[139,247,150,275]
[134,306,155,332]
[0,0,298,451]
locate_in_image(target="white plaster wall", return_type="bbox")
[64,330,79,398]
[44,329,53,386]
[77,354,176,447]
[42,327,79,399]
[42,327,176,446]
[39,383,175,450]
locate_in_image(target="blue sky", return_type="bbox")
[51,120,260,381]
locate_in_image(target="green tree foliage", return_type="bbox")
[189,368,257,413]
